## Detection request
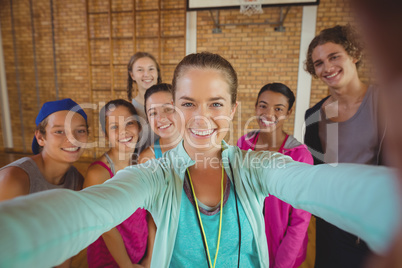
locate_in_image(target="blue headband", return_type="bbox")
[32,98,87,155]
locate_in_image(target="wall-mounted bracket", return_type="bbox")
[209,6,291,33]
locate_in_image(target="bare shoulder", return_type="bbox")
[0,166,30,201]
[139,147,156,164]
[84,161,111,188]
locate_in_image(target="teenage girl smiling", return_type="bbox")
[238,83,312,268]
[127,52,162,154]
[84,99,154,268]
[139,83,181,162]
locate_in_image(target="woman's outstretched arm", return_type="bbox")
[263,158,400,254]
[0,164,160,268]
[236,148,401,255]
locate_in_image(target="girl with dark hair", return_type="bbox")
[0,52,398,268]
[84,99,154,268]
[304,25,386,268]
[237,82,312,268]
[127,52,162,154]
[139,83,181,162]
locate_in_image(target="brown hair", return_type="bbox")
[99,99,141,164]
[144,83,173,117]
[36,118,49,137]
[127,52,162,100]
[172,52,238,105]
[99,99,141,135]
[305,24,364,78]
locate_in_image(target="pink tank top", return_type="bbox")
[87,161,148,267]
[237,133,312,268]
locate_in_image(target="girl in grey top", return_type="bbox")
[0,157,83,194]
[0,98,88,268]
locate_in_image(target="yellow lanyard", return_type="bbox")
[187,166,224,268]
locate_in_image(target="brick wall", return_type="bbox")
[0,0,185,157]
[0,0,91,155]
[0,0,371,156]
[197,6,303,144]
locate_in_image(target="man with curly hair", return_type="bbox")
[303,25,386,268]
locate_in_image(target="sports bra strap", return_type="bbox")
[89,161,114,178]
[104,153,116,175]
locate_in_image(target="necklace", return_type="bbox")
[186,166,224,268]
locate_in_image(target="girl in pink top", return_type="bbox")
[237,83,313,268]
[85,99,155,268]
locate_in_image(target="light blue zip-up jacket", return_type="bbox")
[0,141,400,267]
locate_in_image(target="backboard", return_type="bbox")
[187,0,319,11]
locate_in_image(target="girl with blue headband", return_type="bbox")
[0,98,88,267]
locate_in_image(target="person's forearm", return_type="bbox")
[102,227,133,267]
[54,257,71,268]
[141,213,156,268]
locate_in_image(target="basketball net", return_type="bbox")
[240,0,263,16]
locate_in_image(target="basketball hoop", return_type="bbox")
[240,0,263,16]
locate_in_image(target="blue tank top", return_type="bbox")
[154,139,163,159]
[170,176,259,267]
